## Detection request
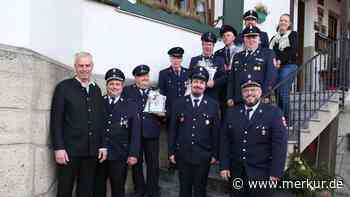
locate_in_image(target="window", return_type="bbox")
[96,0,244,34]
[328,14,338,41]
[136,0,215,26]
[315,32,329,53]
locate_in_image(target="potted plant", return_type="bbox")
[254,3,269,24]
[282,150,336,197]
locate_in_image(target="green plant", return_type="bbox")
[254,3,269,15]
[281,151,336,197]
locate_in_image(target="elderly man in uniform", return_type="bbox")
[227,26,277,107]
[214,25,242,113]
[220,80,288,197]
[168,66,220,197]
[94,68,141,197]
[236,9,270,48]
[158,47,189,117]
[50,52,107,197]
[123,65,162,197]
[189,32,225,102]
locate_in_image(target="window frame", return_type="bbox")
[106,0,219,34]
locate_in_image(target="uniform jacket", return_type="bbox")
[220,103,288,178]
[168,95,220,164]
[123,84,161,138]
[103,95,141,161]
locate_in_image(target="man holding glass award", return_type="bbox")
[189,32,225,105]
[123,65,164,197]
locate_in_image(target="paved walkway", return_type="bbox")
[335,110,350,196]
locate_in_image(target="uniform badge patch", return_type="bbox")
[282,116,287,127]
[179,113,185,122]
[261,126,266,136]
[205,119,210,125]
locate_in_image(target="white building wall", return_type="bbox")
[0,0,31,47]
[29,0,83,67]
[81,1,206,80]
[0,0,225,80]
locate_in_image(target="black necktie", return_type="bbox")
[110,96,116,105]
[225,48,231,65]
[204,56,211,60]
[245,108,253,120]
[193,99,200,108]
[248,50,253,56]
[141,89,148,97]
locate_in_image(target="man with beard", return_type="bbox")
[123,65,162,197]
[227,26,277,107]
[189,32,225,102]
[235,9,270,49]
[168,66,220,197]
[220,80,288,197]
[94,68,141,197]
[158,47,189,117]
[50,52,107,197]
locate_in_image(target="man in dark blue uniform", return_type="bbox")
[227,26,277,107]
[220,80,288,197]
[189,32,225,102]
[214,25,243,113]
[123,65,162,197]
[168,66,220,197]
[214,25,242,69]
[158,47,189,116]
[94,68,141,197]
[236,10,270,49]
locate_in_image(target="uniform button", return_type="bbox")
[242,157,246,160]
[108,121,111,124]
[142,105,145,108]
[191,142,194,145]
[244,131,248,134]
[88,108,92,112]
[192,126,195,129]
[192,133,195,137]
[106,129,110,132]
[193,118,196,121]
[89,132,92,136]
[243,149,246,152]
[109,114,112,117]
[243,140,247,143]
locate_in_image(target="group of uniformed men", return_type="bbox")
[51,10,288,197]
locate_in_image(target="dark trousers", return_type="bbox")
[94,160,128,197]
[230,167,272,197]
[177,159,211,197]
[132,137,160,197]
[56,156,97,197]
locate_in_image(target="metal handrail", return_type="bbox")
[266,36,350,152]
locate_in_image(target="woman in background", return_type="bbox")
[270,13,298,125]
